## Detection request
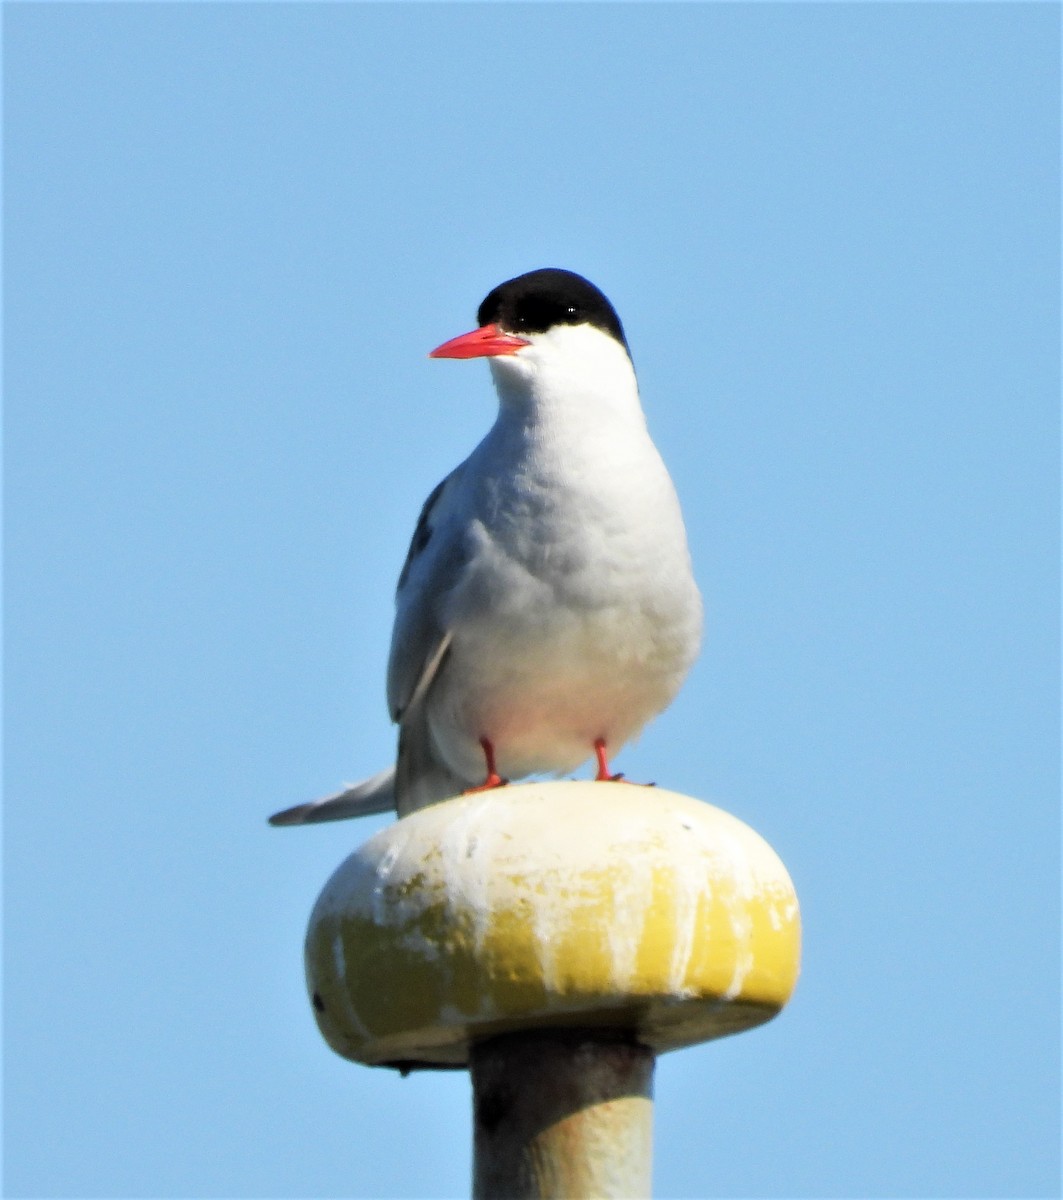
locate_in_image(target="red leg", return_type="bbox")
[593,738,625,782]
[463,737,507,794]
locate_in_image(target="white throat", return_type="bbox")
[487,324,644,431]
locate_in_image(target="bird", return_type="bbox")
[269,268,702,825]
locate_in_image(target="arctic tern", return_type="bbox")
[270,268,701,825]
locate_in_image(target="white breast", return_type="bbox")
[423,324,702,781]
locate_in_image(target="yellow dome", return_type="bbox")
[305,782,800,1067]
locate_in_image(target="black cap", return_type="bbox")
[477,269,628,352]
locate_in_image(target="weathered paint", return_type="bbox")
[305,782,800,1067]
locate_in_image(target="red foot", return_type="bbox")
[593,738,625,782]
[463,737,508,794]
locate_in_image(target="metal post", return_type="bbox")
[471,1031,654,1200]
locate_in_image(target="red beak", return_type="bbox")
[429,323,531,360]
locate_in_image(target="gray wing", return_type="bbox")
[269,470,475,827]
[385,466,476,814]
[386,465,470,724]
[392,635,466,815]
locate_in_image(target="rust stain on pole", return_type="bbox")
[471,1030,655,1200]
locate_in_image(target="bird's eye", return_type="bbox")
[508,297,580,333]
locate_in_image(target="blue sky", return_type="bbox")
[5,4,1059,1197]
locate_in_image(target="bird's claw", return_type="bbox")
[462,774,509,795]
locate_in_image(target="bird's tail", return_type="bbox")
[268,768,396,826]
[394,711,467,818]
